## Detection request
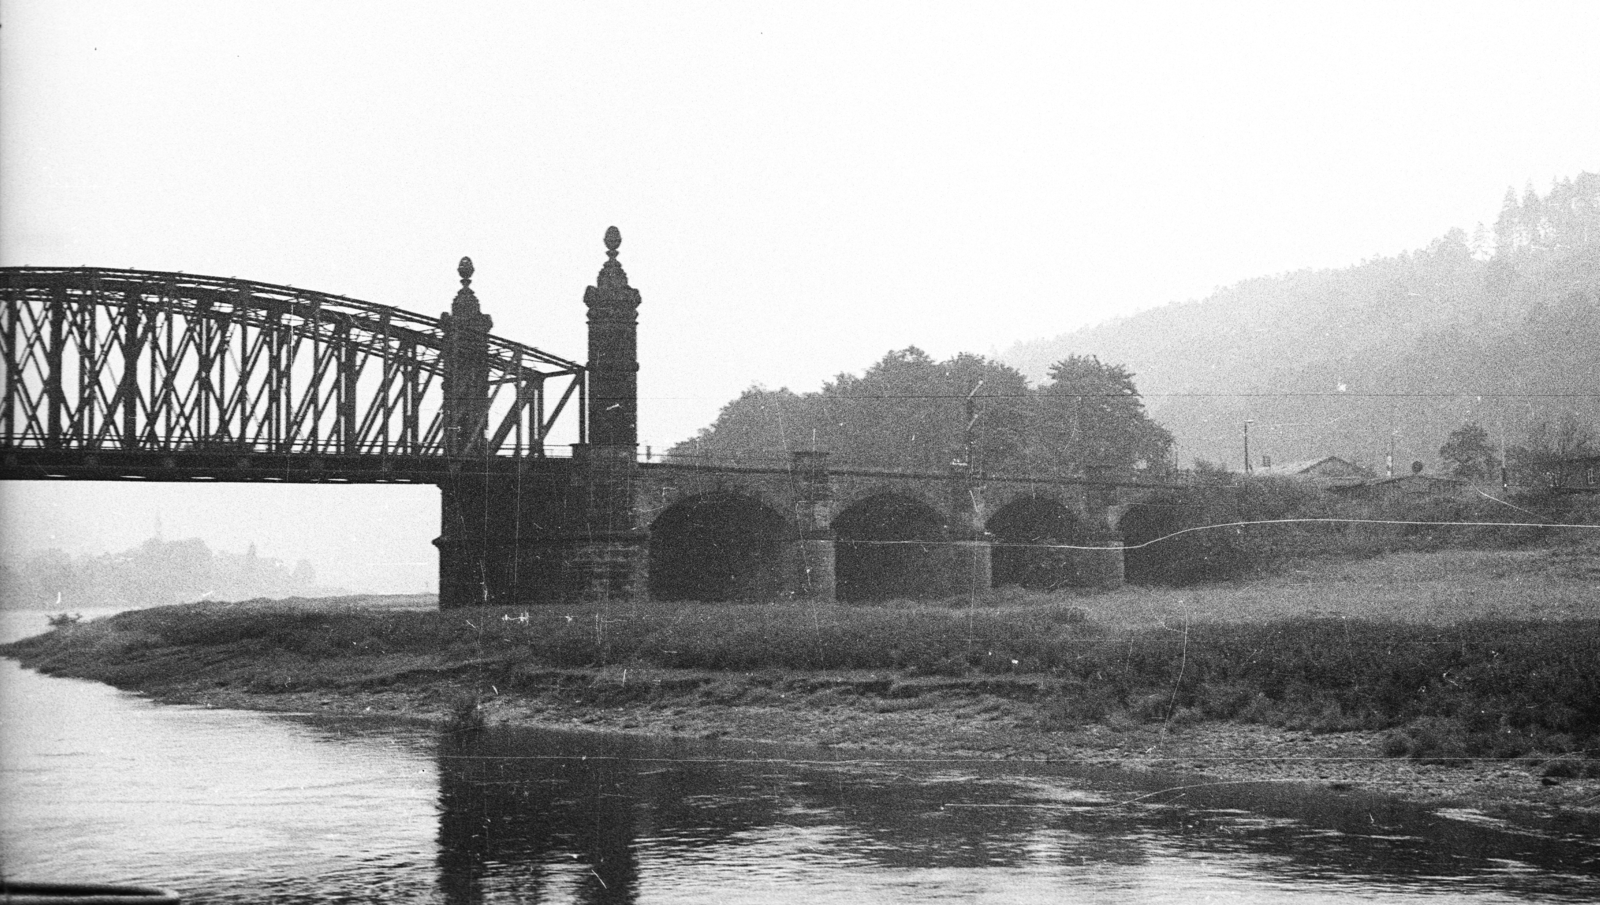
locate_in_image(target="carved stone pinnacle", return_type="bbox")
[604,226,621,259]
[458,256,474,286]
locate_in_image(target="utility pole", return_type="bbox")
[1243,420,1254,475]
[964,380,983,476]
[1499,415,1509,491]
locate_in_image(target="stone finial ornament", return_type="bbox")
[451,256,485,321]
[596,227,631,291]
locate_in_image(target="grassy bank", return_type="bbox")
[5,545,1598,770]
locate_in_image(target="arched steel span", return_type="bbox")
[0,266,585,482]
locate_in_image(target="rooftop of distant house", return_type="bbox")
[1251,456,1370,480]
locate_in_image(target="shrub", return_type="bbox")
[1036,680,1121,729]
[1540,756,1584,779]
[446,694,486,733]
[1388,717,1473,765]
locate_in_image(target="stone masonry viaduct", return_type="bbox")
[438,228,1126,607]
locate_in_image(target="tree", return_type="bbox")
[1509,413,1596,486]
[1521,181,1545,250]
[1493,186,1522,256]
[1031,355,1173,475]
[802,348,1040,472]
[668,348,1172,477]
[820,347,955,471]
[1438,422,1500,480]
[671,385,810,466]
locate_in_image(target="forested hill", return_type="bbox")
[1003,175,1600,471]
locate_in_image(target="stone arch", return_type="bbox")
[648,492,791,601]
[832,478,946,522]
[986,496,1089,590]
[833,492,948,602]
[1118,495,1186,585]
[1116,492,1244,585]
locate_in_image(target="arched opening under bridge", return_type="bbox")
[648,493,788,601]
[987,497,1087,590]
[833,493,947,602]
[1118,493,1246,585]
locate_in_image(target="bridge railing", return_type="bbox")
[0,267,585,461]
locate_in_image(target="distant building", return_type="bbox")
[1251,456,1370,487]
[1550,453,1600,493]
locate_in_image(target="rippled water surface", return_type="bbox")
[3,611,1598,903]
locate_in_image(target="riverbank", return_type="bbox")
[4,545,1598,819]
[165,661,1600,818]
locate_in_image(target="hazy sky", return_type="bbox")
[3,1,1597,592]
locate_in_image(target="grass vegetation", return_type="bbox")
[1122,477,1600,585]
[3,539,1597,770]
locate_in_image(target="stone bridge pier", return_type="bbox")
[436,227,649,608]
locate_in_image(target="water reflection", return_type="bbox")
[432,726,1600,903]
[5,619,1598,904]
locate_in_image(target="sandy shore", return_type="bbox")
[130,663,1600,821]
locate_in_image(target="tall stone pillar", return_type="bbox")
[946,464,992,596]
[437,257,506,609]
[586,227,640,449]
[440,257,492,456]
[784,450,836,600]
[570,227,648,601]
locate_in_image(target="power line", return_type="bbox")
[642,392,1600,400]
[842,516,1600,552]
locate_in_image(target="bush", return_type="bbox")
[1384,718,1473,765]
[446,693,486,733]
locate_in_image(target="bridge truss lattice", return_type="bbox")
[0,267,585,481]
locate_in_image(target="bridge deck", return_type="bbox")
[0,447,574,484]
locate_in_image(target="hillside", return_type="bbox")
[1003,176,1600,470]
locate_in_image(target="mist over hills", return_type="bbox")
[1003,175,1600,471]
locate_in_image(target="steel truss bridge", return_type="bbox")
[0,244,1134,605]
[0,266,586,483]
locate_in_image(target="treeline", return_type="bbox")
[667,348,1173,477]
[1004,173,1600,470]
[1438,415,1596,484]
[0,537,341,610]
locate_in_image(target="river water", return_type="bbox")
[3,610,1598,903]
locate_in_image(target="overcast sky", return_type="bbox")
[3,1,1597,592]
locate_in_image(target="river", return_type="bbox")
[2,609,1598,903]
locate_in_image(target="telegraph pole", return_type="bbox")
[964,380,983,476]
[1499,415,1509,490]
[1243,420,1254,475]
